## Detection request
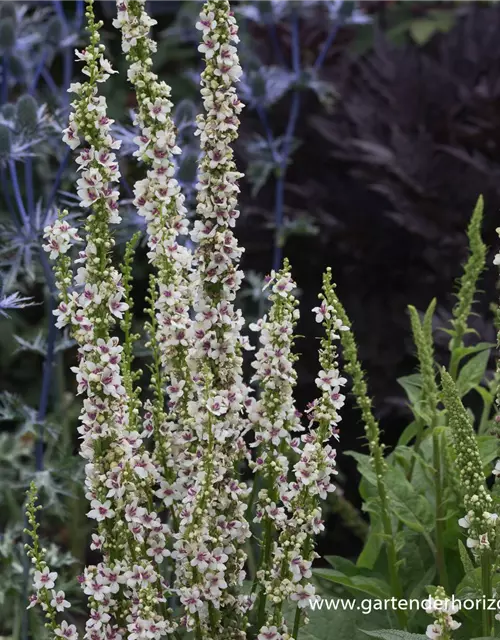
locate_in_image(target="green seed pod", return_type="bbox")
[0,17,16,52]
[15,94,38,132]
[1,103,15,120]
[0,124,12,157]
[46,16,63,47]
[0,3,16,21]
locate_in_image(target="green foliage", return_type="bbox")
[329,198,500,640]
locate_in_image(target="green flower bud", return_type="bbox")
[0,17,16,52]
[15,94,38,132]
[0,124,12,157]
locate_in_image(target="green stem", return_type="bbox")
[292,606,301,640]
[406,418,425,483]
[481,550,493,636]
[433,430,449,592]
[377,478,407,628]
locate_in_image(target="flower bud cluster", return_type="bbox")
[441,370,497,553]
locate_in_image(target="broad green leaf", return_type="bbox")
[385,467,434,534]
[324,555,360,577]
[357,515,383,570]
[456,349,490,397]
[453,342,494,362]
[397,374,422,408]
[314,568,392,600]
[361,630,427,640]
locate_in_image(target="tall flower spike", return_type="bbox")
[43,1,171,636]
[248,261,301,633]
[440,369,497,552]
[24,482,78,639]
[114,0,195,533]
[173,1,251,637]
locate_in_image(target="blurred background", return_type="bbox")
[1,0,500,636]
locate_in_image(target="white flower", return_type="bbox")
[33,567,58,591]
[87,499,115,522]
[426,624,443,640]
[207,395,229,416]
[257,626,281,640]
[458,513,472,529]
[290,582,316,608]
[54,621,78,640]
[50,590,70,612]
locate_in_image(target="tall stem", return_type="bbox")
[433,429,449,592]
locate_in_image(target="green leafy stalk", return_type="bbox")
[329,289,407,628]
[449,195,486,380]
[408,300,448,590]
[440,369,495,636]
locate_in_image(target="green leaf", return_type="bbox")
[397,421,420,447]
[453,342,494,361]
[385,467,434,534]
[477,435,500,468]
[287,599,391,640]
[361,630,427,640]
[456,349,490,397]
[345,451,377,486]
[357,515,383,570]
[397,374,422,408]
[314,569,392,600]
[324,555,360,577]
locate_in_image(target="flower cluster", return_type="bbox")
[40,1,172,637]
[24,483,78,639]
[166,1,252,636]
[425,587,461,640]
[29,1,351,638]
[249,267,348,638]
